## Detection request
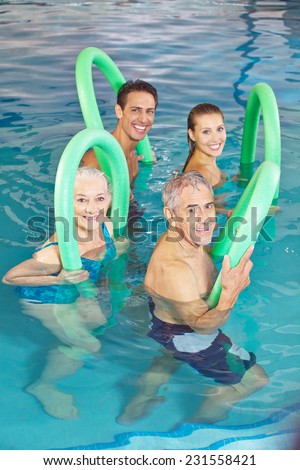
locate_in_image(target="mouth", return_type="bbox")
[195,227,210,234]
[191,223,213,244]
[208,143,222,151]
[132,124,148,134]
[83,215,100,222]
[194,223,213,235]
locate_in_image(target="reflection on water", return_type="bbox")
[0,0,299,451]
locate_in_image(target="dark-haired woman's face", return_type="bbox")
[188,112,226,159]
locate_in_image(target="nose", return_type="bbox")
[85,199,98,214]
[139,110,148,123]
[211,130,219,142]
[194,207,210,223]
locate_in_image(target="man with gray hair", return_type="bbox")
[119,170,268,426]
[145,170,254,328]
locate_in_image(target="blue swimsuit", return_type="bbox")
[15,223,116,304]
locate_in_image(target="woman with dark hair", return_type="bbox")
[182,103,227,190]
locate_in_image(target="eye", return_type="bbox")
[202,130,210,135]
[217,126,225,132]
[96,196,105,202]
[205,203,215,210]
[188,207,196,214]
[77,198,87,203]
[147,109,155,115]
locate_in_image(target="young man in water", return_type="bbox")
[118,170,269,425]
[81,79,158,200]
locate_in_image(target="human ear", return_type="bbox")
[164,206,174,221]
[188,128,195,142]
[115,104,123,119]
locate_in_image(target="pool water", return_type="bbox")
[0,0,300,450]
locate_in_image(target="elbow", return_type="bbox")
[2,271,16,285]
[2,275,11,285]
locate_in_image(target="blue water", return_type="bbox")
[0,0,300,450]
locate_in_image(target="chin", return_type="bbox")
[78,218,100,231]
[195,239,211,247]
[191,232,213,246]
[132,133,146,142]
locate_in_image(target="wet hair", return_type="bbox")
[162,170,213,213]
[117,79,158,110]
[182,103,224,172]
[76,166,112,198]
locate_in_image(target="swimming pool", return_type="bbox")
[0,0,299,451]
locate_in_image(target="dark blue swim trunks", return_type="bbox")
[148,297,256,385]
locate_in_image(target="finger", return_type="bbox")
[62,269,86,276]
[245,260,253,274]
[239,245,254,267]
[67,271,89,282]
[67,270,87,279]
[80,270,89,277]
[76,272,89,281]
[222,254,230,273]
[247,244,255,255]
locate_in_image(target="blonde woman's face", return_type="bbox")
[74,176,111,231]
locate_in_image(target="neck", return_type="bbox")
[112,127,137,160]
[167,228,205,257]
[193,149,217,166]
[76,223,104,247]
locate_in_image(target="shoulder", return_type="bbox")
[185,160,212,180]
[146,255,199,302]
[33,239,61,265]
[80,149,100,169]
[163,259,197,281]
[212,170,227,190]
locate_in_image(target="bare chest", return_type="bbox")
[127,155,139,185]
[185,253,214,295]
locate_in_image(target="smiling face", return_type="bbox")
[115,91,156,142]
[168,183,216,247]
[188,112,226,159]
[74,175,111,232]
